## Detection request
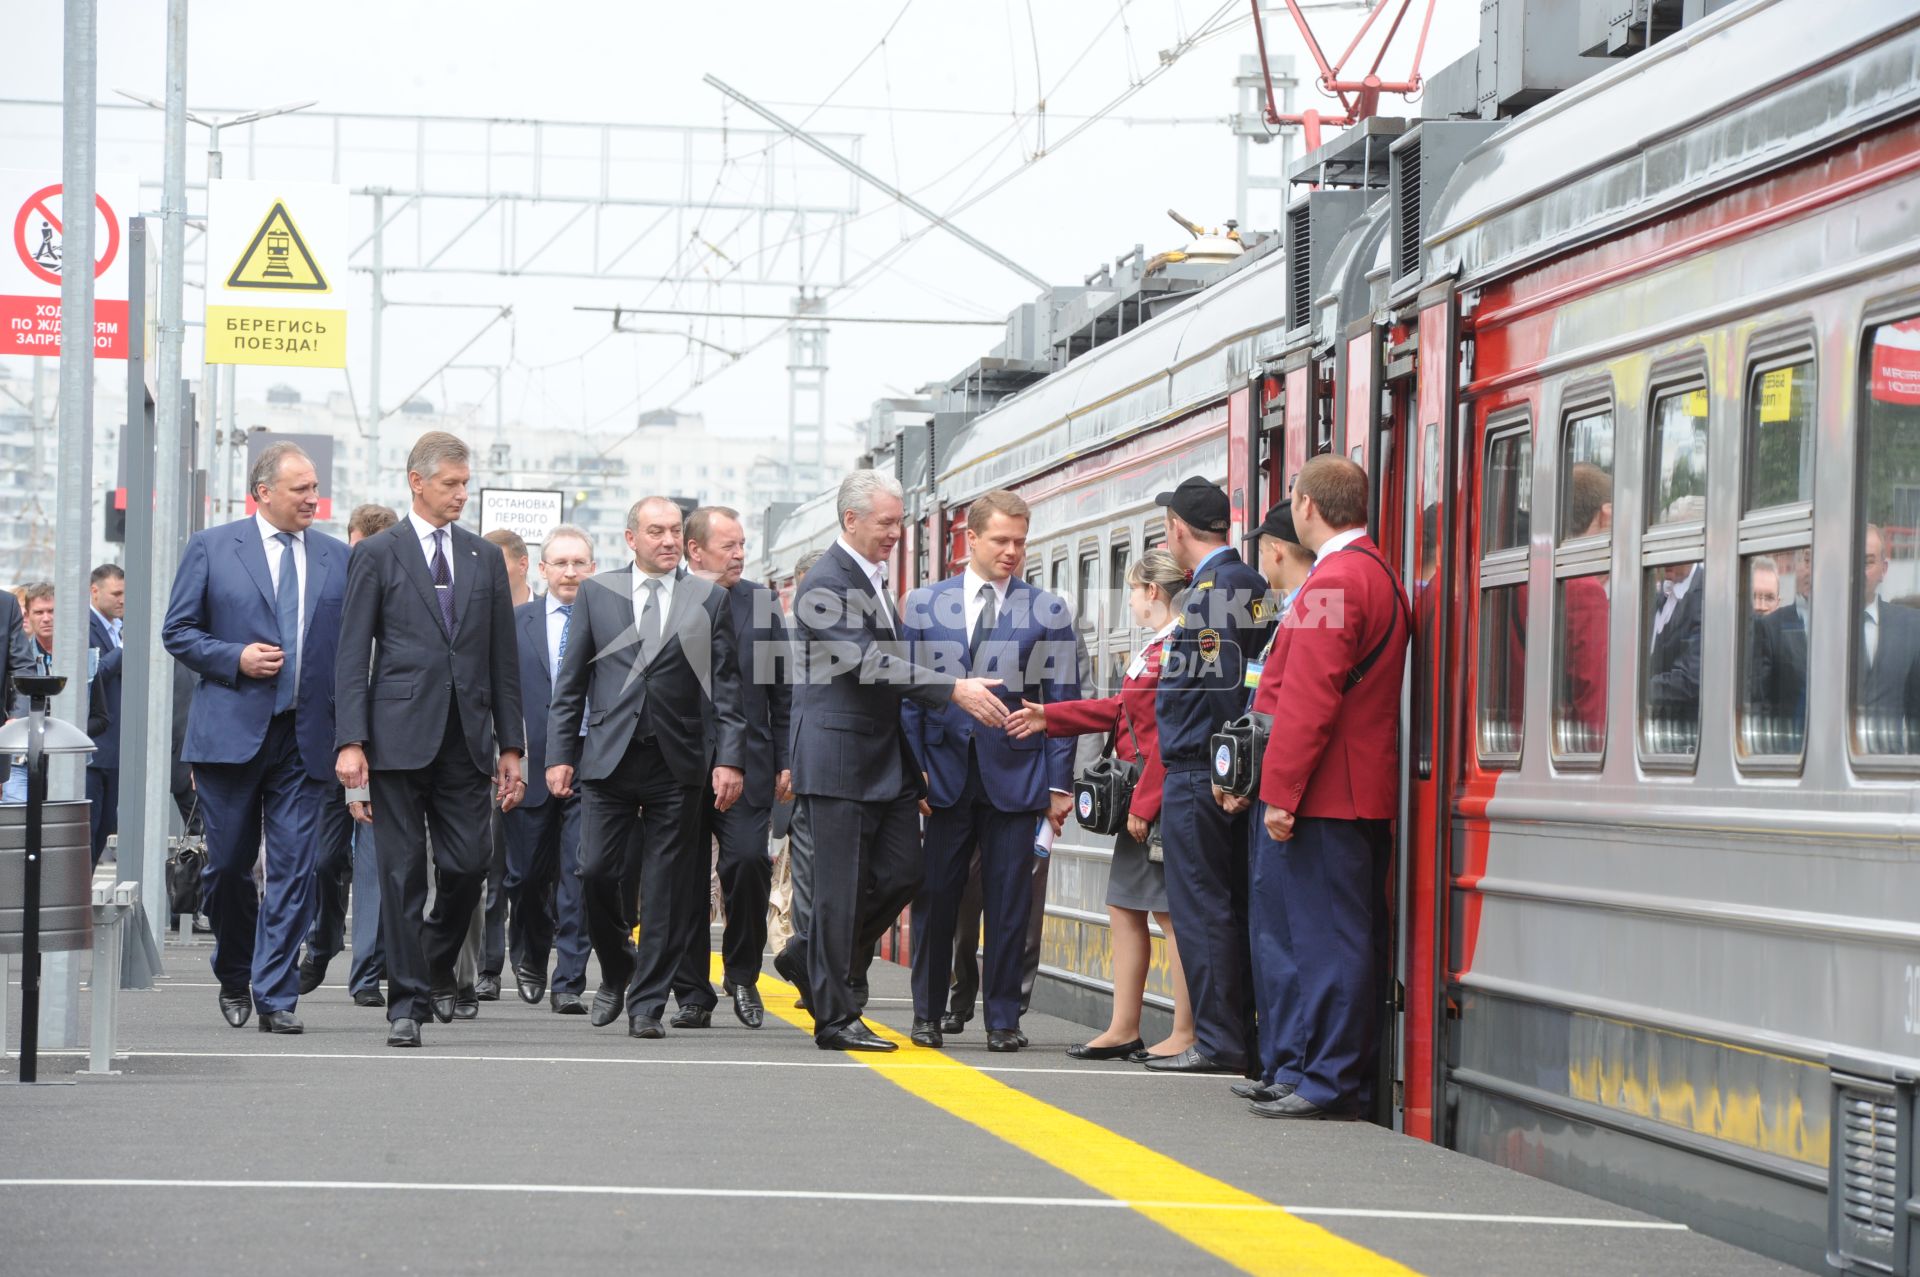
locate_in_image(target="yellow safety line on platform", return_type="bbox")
[721,956,1419,1277]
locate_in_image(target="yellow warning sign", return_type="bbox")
[1684,389,1708,418]
[205,306,347,367]
[225,201,329,292]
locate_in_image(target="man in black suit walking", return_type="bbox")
[671,505,792,1030]
[334,431,527,1048]
[545,496,750,1040]
[503,524,598,1013]
[774,469,1010,1052]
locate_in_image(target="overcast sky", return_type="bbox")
[1,1,1478,450]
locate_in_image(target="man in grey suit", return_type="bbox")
[546,496,750,1040]
[773,470,1009,1052]
[334,431,526,1049]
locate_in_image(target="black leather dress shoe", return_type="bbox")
[1014,1030,1030,1049]
[910,1019,944,1048]
[589,983,626,1027]
[818,1022,896,1052]
[987,1028,1023,1053]
[218,988,252,1028]
[1249,1092,1357,1120]
[670,1005,712,1029]
[297,956,329,996]
[352,988,386,1008]
[772,948,809,1011]
[1232,1080,1296,1102]
[387,1018,421,1048]
[939,1013,966,1036]
[629,1015,666,1039]
[551,992,586,1015]
[1066,1038,1144,1061]
[428,987,456,1024]
[452,987,480,1020]
[731,982,764,1029]
[1143,1047,1237,1074]
[257,1009,304,1034]
[474,975,501,1002]
[516,969,546,1005]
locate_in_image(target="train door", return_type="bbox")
[1226,385,1256,540]
[1398,285,1459,1144]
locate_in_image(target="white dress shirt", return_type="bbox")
[546,591,572,673]
[91,607,123,649]
[1128,618,1180,680]
[256,511,308,678]
[962,564,1012,638]
[407,509,455,581]
[836,536,894,626]
[1650,564,1700,649]
[1316,527,1366,560]
[1865,596,1882,668]
[632,564,676,637]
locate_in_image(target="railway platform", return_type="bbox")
[2,936,1799,1277]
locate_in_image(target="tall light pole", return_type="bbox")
[113,91,316,523]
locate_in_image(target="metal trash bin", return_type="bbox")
[0,800,94,955]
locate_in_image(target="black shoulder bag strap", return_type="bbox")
[1337,544,1413,690]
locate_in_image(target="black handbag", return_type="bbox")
[166,795,207,917]
[1210,711,1273,798]
[1073,706,1144,837]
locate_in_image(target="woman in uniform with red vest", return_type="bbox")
[1007,548,1195,1063]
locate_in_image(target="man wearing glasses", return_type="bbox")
[502,526,599,1012]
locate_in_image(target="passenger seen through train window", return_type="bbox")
[1554,452,1612,756]
[1743,548,1811,758]
[1854,316,1920,755]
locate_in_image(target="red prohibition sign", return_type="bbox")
[13,184,120,288]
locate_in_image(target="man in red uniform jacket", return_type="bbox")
[1246,456,1409,1119]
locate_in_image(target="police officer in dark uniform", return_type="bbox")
[1144,477,1274,1075]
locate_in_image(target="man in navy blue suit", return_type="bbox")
[163,441,349,1033]
[86,563,125,863]
[502,524,597,1013]
[901,489,1079,1052]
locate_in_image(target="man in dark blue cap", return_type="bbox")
[1143,476,1275,1076]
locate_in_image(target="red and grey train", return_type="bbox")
[763,3,1920,1269]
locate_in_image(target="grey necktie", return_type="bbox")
[639,577,663,655]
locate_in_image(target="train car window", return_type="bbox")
[1558,408,1615,542]
[1477,586,1526,761]
[1744,357,1817,511]
[1050,555,1067,600]
[1109,540,1131,619]
[1552,402,1613,763]
[1642,561,1704,759]
[1640,384,1708,764]
[1482,430,1532,554]
[1078,548,1100,630]
[1475,419,1532,769]
[1851,316,1920,757]
[1649,389,1709,527]
[1739,550,1809,760]
[1144,521,1166,551]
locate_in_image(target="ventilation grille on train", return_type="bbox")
[1287,203,1313,330]
[1829,1064,1915,1274]
[1395,141,1422,280]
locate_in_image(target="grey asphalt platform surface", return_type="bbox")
[3,937,1802,1276]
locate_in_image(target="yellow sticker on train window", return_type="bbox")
[1759,368,1794,423]
[1684,389,1708,418]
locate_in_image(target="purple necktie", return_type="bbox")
[431,529,456,637]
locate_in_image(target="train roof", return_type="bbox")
[938,238,1286,505]
[1423,0,1920,290]
[761,488,840,577]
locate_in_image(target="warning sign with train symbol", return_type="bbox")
[205,178,347,368]
[225,201,329,292]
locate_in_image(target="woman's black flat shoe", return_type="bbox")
[1067,1038,1147,1061]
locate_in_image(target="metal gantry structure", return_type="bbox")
[0,97,865,513]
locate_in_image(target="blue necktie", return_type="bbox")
[431,529,457,637]
[273,531,300,714]
[556,602,573,668]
